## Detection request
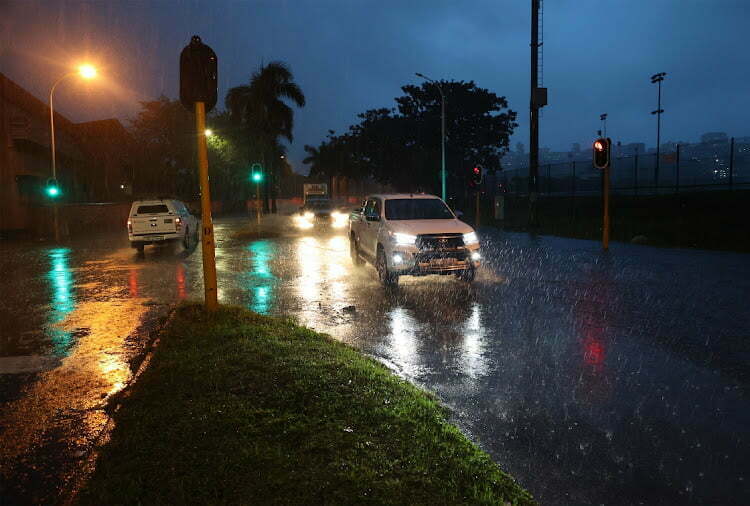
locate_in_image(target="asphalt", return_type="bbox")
[1,215,748,505]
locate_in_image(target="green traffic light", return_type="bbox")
[46,186,60,197]
[252,172,263,182]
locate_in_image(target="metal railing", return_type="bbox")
[499,139,749,196]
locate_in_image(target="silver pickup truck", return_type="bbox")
[349,193,481,287]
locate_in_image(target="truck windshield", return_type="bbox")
[136,204,169,214]
[306,200,331,210]
[384,199,454,220]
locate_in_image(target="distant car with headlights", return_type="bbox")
[294,198,348,229]
[349,193,480,287]
[127,199,198,253]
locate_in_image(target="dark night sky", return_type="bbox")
[2,0,749,173]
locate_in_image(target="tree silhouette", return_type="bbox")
[226,62,305,211]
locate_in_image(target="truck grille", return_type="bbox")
[416,233,464,251]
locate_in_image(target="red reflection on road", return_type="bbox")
[583,334,605,367]
[176,263,186,300]
[129,268,138,298]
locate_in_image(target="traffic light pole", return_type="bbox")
[256,182,261,226]
[194,101,218,310]
[603,163,610,251]
[475,191,480,229]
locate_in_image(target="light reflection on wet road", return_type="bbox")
[1,216,749,505]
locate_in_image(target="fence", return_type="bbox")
[498,139,750,197]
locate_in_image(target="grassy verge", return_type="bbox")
[78,304,533,505]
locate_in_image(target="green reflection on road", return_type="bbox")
[247,240,276,314]
[46,248,76,356]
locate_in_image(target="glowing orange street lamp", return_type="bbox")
[48,63,98,240]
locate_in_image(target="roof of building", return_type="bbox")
[0,72,76,132]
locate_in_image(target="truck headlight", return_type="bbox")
[393,233,417,246]
[304,212,314,219]
[463,232,479,245]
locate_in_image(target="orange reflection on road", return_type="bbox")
[0,293,148,477]
[129,268,139,297]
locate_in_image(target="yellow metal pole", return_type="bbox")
[603,164,610,250]
[194,101,218,310]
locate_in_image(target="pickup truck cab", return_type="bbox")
[127,199,198,252]
[349,194,480,286]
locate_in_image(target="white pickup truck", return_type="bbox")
[127,199,198,253]
[349,194,481,286]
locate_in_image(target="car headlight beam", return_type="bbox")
[393,233,417,246]
[463,232,479,245]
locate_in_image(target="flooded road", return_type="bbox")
[1,216,748,505]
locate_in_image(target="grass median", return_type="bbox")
[78,304,534,505]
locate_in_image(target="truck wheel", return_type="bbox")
[350,235,364,266]
[135,243,145,254]
[376,247,398,288]
[458,267,475,283]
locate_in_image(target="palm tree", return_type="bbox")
[226,62,305,212]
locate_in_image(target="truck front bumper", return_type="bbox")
[388,247,480,275]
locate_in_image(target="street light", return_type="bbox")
[204,128,213,137]
[650,72,667,190]
[49,63,98,241]
[415,72,446,201]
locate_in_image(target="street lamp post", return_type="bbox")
[415,73,446,201]
[650,72,666,191]
[48,64,97,241]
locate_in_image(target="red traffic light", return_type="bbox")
[468,165,483,188]
[593,138,611,169]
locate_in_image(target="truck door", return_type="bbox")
[361,198,382,257]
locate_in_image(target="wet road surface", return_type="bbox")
[1,216,748,505]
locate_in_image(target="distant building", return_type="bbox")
[0,72,130,232]
[700,132,729,144]
[620,143,645,156]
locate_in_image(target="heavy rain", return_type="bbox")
[1,1,749,505]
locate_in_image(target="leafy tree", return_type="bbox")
[128,96,198,199]
[304,80,517,207]
[226,62,305,211]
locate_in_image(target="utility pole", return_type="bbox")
[651,72,666,191]
[529,0,546,226]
